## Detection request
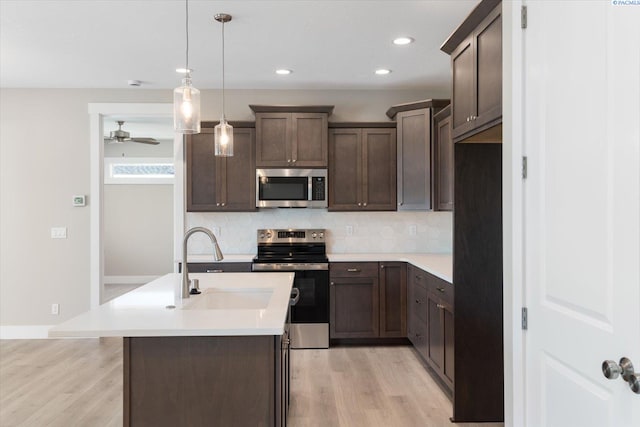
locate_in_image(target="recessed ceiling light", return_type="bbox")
[276,69,292,75]
[176,68,192,74]
[375,69,391,75]
[393,37,414,45]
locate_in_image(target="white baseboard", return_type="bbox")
[104,275,158,285]
[0,325,54,340]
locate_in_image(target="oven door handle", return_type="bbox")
[290,288,300,306]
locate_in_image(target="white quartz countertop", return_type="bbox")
[48,272,294,338]
[327,253,452,283]
[184,252,452,282]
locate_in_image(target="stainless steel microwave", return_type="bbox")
[256,169,327,208]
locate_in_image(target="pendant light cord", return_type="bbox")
[221,19,226,120]
[185,0,190,72]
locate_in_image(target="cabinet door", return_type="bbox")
[451,34,475,140]
[474,7,502,131]
[330,276,379,338]
[291,113,328,167]
[443,305,454,386]
[427,293,445,372]
[362,128,396,210]
[379,262,407,337]
[434,113,453,211]
[396,109,432,210]
[256,112,291,167]
[328,128,362,210]
[186,129,222,211]
[220,128,256,211]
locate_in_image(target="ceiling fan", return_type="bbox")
[104,121,160,145]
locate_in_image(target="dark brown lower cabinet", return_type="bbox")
[123,334,289,427]
[379,262,407,337]
[329,262,406,340]
[407,264,454,393]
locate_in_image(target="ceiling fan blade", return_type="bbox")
[129,137,160,145]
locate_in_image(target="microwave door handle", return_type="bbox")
[308,177,313,201]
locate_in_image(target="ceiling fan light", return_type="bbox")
[174,76,201,134]
[214,119,234,157]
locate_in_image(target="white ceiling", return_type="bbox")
[1,0,476,91]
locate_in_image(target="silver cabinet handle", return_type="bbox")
[436,287,445,293]
[206,269,224,273]
[415,299,421,304]
[221,203,225,207]
[602,357,640,394]
[330,282,335,286]
[380,265,385,269]
[216,203,220,206]
[436,303,444,309]
[466,117,470,122]
[347,268,361,272]
[292,159,297,163]
[358,202,362,206]
[290,287,300,306]
[287,159,291,163]
[363,203,367,207]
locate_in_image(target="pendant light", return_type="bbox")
[214,13,233,157]
[174,0,201,134]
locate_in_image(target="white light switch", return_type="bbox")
[51,227,67,239]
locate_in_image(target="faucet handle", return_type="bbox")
[189,279,201,295]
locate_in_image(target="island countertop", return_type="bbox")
[48,272,294,338]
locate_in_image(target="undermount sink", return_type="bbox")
[181,288,273,310]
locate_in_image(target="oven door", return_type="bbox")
[289,269,329,349]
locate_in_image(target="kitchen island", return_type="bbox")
[49,272,294,427]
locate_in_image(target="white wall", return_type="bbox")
[0,87,447,329]
[104,184,173,277]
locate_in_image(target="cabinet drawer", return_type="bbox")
[409,282,428,323]
[408,265,428,289]
[330,262,378,278]
[426,274,454,307]
[408,314,428,359]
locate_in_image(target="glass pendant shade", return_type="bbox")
[214,119,234,156]
[173,76,201,134]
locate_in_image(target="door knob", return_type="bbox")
[602,357,640,394]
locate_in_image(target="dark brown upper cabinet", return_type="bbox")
[328,124,397,211]
[250,105,334,168]
[433,105,454,211]
[442,0,502,143]
[386,99,450,211]
[186,123,256,212]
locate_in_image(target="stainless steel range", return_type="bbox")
[252,229,329,349]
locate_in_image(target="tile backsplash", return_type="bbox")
[186,210,452,255]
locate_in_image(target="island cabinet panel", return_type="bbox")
[329,127,396,211]
[379,262,407,337]
[255,112,329,167]
[186,126,256,212]
[330,262,407,340]
[124,335,285,427]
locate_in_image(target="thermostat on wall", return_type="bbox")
[73,195,86,207]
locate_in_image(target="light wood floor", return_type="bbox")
[0,339,503,427]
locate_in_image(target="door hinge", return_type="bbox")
[522,156,528,179]
[522,307,528,330]
[521,5,528,29]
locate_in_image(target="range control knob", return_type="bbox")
[266,232,272,239]
[319,232,324,238]
[312,232,317,239]
[259,233,265,239]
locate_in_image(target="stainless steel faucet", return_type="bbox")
[182,227,224,298]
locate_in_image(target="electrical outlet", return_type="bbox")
[346,225,353,236]
[409,225,417,236]
[51,303,59,315]
[51,227,67,239]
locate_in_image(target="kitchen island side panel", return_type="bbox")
[124,336,275,427]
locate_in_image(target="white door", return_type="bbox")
[523,1,640,426]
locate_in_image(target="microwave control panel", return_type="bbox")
[311,177,326,201]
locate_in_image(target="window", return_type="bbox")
[104,157,174,184]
